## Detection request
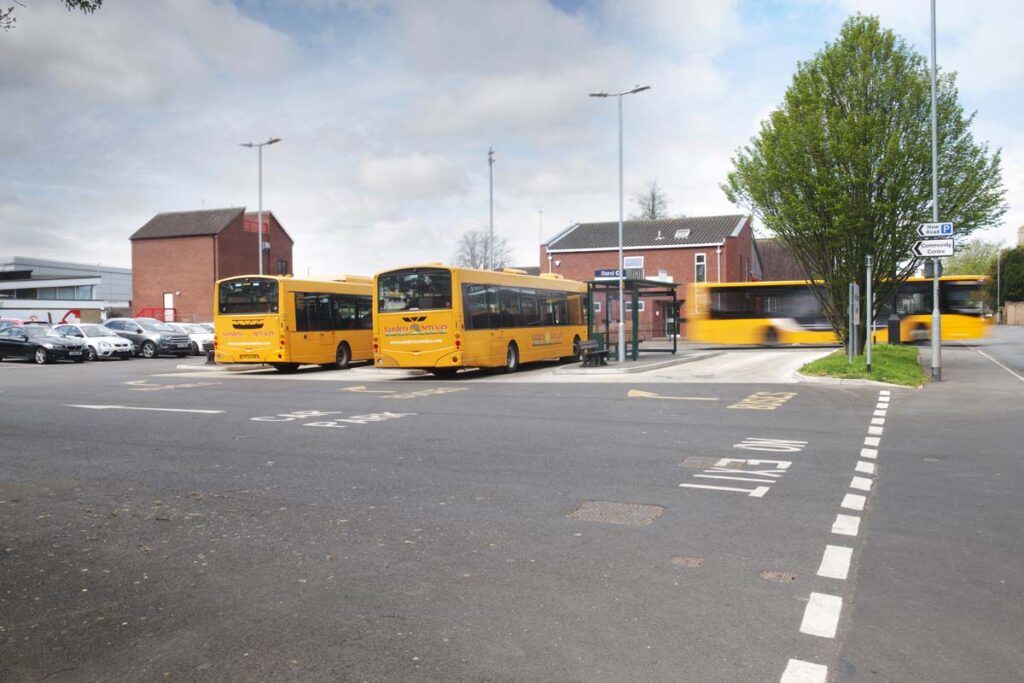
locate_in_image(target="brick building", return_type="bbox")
[540,215,762,337]
[130,207,294,322]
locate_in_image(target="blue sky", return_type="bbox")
[1,0,1020,276]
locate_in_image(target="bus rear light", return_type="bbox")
[455,339,461,349]
[373,336,378,343]
[452,357,458,363]
[373,343,379,352]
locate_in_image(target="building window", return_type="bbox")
[276,259,289,275]
[695,253,707,283]
[625,300,646,312]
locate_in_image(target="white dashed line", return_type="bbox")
[832,514,861,536]
[850,476,873,491]
[781,658,828,683]
[841,493,866,511]
[867,425,884,435]
[873,409,887,417]
[879,390,890,396]
[855,461,876,475]
[799,592,843,638]
[871,417,885,425]
[860,448,878,459]
[817,545,853,580]
[864,436,881,447]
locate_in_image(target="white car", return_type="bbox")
[54,323,133,361]
[168,323,214,356]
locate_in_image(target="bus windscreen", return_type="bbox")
[377,269,452,312]
[218,278,279,315]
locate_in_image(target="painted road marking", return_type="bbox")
[728,391,797,410]
[384,387,467,399]
[342,385,397,394]
[864,436,881,447]
[870,417,885,425]
[817,545,853,580]
[855,461,876,475]
[841,493,866,511]
[678,483,770,497]
[964,344,1024,383]
[832,514,861,536]
[250,410,415,429]
[800,592,842,638]
[860,448,878,459]
[627,389,719,401]
[880,390,891,396]
[873,409,887,417]
[867,425,884,435]
[850,476,873,491]
[781,658,828,683]
[67,404,224,414]
[680,456,792,497]
[734,437,807,453]
[123,380,221,392]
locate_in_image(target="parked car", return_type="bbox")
[0,318,23,331]
[0,325,87,364]
[167,322,214,355]
[54,323,133,361]
[102,317,192,358]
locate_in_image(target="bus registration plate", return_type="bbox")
[241,353,259,360]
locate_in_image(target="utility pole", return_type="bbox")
[488,147,495,270]
[538,210,544,270]
[929,0,942,380]
[866,255,873,373]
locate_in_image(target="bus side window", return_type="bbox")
[500,287,520,327]
[318,295,333,331]
[295,293,312,332]
[357,296,373,329]
[331,295,355,330]
[520,292,540,326]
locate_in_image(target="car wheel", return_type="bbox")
[85,346,98,362]
[503,342,519,373]
[141,341,157,359]
[762,327,779,347]
[34,347,49,365]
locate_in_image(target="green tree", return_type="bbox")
[990,246,1024,307]
[944,238,1000,275]
[723,15,1006,343]
[1,1,102,32]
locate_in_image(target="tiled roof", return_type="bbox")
[547,215,748,251]
[130,208,245,241]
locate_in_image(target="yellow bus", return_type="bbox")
[214,274,374,372]
[686,275,990,346]
[373,264,588,375]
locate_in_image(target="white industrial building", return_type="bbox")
[0,256,131,324]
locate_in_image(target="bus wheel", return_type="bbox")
[911,324,929,342]
[503,342,519,373]
[272,363,300,373]
[332,342,351,370]
[762,327,779,347]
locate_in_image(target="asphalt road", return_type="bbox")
[0,346,1020,682]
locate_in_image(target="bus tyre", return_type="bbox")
[272,363,300,373]
[503,342,519,373]
[331,342,351,370]
[762,327,779,347]
[912,324,929,342]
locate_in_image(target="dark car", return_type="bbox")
[102,317,192,358]
[0,325,87,364]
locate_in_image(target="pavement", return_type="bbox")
[0,342,1020,682]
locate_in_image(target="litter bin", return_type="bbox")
[887,314,901,345]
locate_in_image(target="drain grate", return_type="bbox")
[671,556,704,568]
[568,501,664,526]
[760,570,797,583]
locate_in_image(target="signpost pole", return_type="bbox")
[866,255,873,373]
[929,0,941,381]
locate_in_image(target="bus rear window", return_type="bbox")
[378,269,452,312]
[219,278,279,315]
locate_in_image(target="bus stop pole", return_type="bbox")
[866,255,873,373]
[929,0,942,381]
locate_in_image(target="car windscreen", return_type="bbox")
[139,320,175,332]
[377,269,452,312]
[219,278,279,315]
[81,326,111,338]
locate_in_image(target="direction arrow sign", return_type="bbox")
[918,222,954,237]
[912,238,954,258]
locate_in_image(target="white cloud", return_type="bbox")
[358,153,469,200]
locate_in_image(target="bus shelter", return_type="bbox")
[587,278,680,360]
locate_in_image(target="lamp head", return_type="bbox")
[628,85,651,94]
[267,137,282,145]
[588,92,609,98]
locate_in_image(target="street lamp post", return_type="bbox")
[589,85,650,363]
[488,147,495,270]
[240,137,282,275]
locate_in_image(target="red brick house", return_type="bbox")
[540,215,762,337]
[130,207,294,322]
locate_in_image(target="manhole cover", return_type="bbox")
[568,501,664,526]
[760,570,797,583]
[680,456,720,469]
[671,556,704,568]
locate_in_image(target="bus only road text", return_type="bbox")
[251,410,415,429]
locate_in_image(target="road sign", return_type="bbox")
[594,269,621,279]
[912,239,954,258]
[918,222,954,237]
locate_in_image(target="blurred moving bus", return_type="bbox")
[214,274,373,372]
[373,265,587,375]
[686,275,990,346]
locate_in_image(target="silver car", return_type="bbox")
[102,317,192,359]
[55,323,133,361]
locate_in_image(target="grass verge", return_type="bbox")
[799,344,927,387]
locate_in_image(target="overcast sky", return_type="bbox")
[1,0,1021,276]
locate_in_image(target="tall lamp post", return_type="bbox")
[240,137,282,275]
[589,85,650,363]
[488,147,495,270]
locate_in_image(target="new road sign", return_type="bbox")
[918,222,954,237]
[912,238,954,258]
